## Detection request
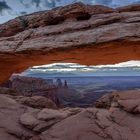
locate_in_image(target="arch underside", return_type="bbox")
[0,40,140,84]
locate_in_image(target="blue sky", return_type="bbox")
[0,0,140,24]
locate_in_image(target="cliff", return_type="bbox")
[0,2,140,84]
[4,75,60,106]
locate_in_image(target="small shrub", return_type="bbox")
[18,17,28,29]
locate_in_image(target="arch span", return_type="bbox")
[0,40,140,84]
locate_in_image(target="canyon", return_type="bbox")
[0,2,140,140]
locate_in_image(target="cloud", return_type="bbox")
[20,0,42,8]
[0,1,11,14]
[31,0,41,7]
[44,0,61,9]
[94,0,112,5]
[20,11,27,15]
[19,0,61,9]
[29,60,140,73]
[132,0,140,4]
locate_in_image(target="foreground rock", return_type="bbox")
[95,90,140,114]
[0,94,82,140]
[1,90,140,140]
[37,90,140,140]
[15,96,57,109]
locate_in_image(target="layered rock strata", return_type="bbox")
[0,3,140,84]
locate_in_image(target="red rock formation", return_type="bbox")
[0,40,140,84]
[0,3,114,37]
[0,3,139,140]
[117,4,140,12]
[0,3,140,83]
[0,3,139,84]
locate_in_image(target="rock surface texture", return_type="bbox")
[0,3,140,83]
[1,90,140,140]
[0,3,140,139]
[0,3,139,53]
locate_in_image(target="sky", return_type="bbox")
[17,61,140,77]
[0,0,140,24]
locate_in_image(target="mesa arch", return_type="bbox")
[0,3,140,84]
[0,40,140,84]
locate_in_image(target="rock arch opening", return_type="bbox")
[0,40,140,86]
[3,61,140,108]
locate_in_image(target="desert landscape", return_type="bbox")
[0,0,140,140]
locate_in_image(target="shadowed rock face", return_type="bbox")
[0,2,140,83]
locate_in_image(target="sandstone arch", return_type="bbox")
[0,40,140,84]
[0,3,140,84]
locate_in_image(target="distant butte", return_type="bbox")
[0,2,140,84]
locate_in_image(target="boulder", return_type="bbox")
[0,95,34,140]
[37,109,69,120]
[16,96,57,109]
[95,90,140,114]
[20,112,40,129]
[95,93,114,109]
